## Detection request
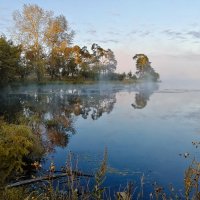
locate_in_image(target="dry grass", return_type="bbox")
[2,150,200,200]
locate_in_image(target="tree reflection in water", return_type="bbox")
[0,84,160,185]
[0,86,117,152]
[131,82,159,109]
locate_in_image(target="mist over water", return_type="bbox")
[1,81,200,197]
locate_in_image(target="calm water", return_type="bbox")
[1,81,200,196]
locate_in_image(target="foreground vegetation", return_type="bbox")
[0,119,44,185]
[1,148,200,200]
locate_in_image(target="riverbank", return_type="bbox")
[1,78,160,90]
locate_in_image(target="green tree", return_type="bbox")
[67,58,78,78]
[118,72,126,81]
[127,71,132,79]
[0,36,21,84]
[104,49,117,74]
[91,43,117,77]
[79,46,92,79]
[17,56,33,80]
[91,43,107,75]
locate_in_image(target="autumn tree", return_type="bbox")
[62,45,92,78]
[59,45,80,78]
[44,15,74,79]
[133,54,159,81]
[13,4,53,81]
[11,4,119,82]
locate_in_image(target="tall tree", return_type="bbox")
[91,43,117,75]
[79,46,92,79]
[44,15,74,79]
[133,54,159,81]
[91,43,105,74]
[0,36,21,84]
[103,49,117,73]
[13,4,53,81]
[133,54,150,78]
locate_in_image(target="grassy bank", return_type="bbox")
[0,78,141,89]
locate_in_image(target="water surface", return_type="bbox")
[1,82,200,196]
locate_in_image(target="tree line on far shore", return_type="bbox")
[0,4,159,85]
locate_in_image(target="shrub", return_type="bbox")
[0,120,44,184]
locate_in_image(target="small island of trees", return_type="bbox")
[133,54,160,82]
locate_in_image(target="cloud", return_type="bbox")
[161,28,200,42]
[192,40,200,44]
[162,29,182,37]
[83,38,92,43]
[110,11,121,17]
[154,52,200,61]
[107,31,120,36]
[140,31,150,37]
[0,6,11,12]
[162,29,186,40]
[127,30,138,36]
[98,39,119,44]
[87,29,97,35]
[187,31,200,38]
[127,30,151,37]
[189,23,199,28]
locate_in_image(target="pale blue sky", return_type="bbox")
[1,0,200,80]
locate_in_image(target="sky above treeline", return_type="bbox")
[1,0,200,81]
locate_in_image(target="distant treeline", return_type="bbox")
[0,4,159,85]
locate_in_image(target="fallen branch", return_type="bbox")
[7,171,93,188]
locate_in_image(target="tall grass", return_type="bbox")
[2,150,200,200]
